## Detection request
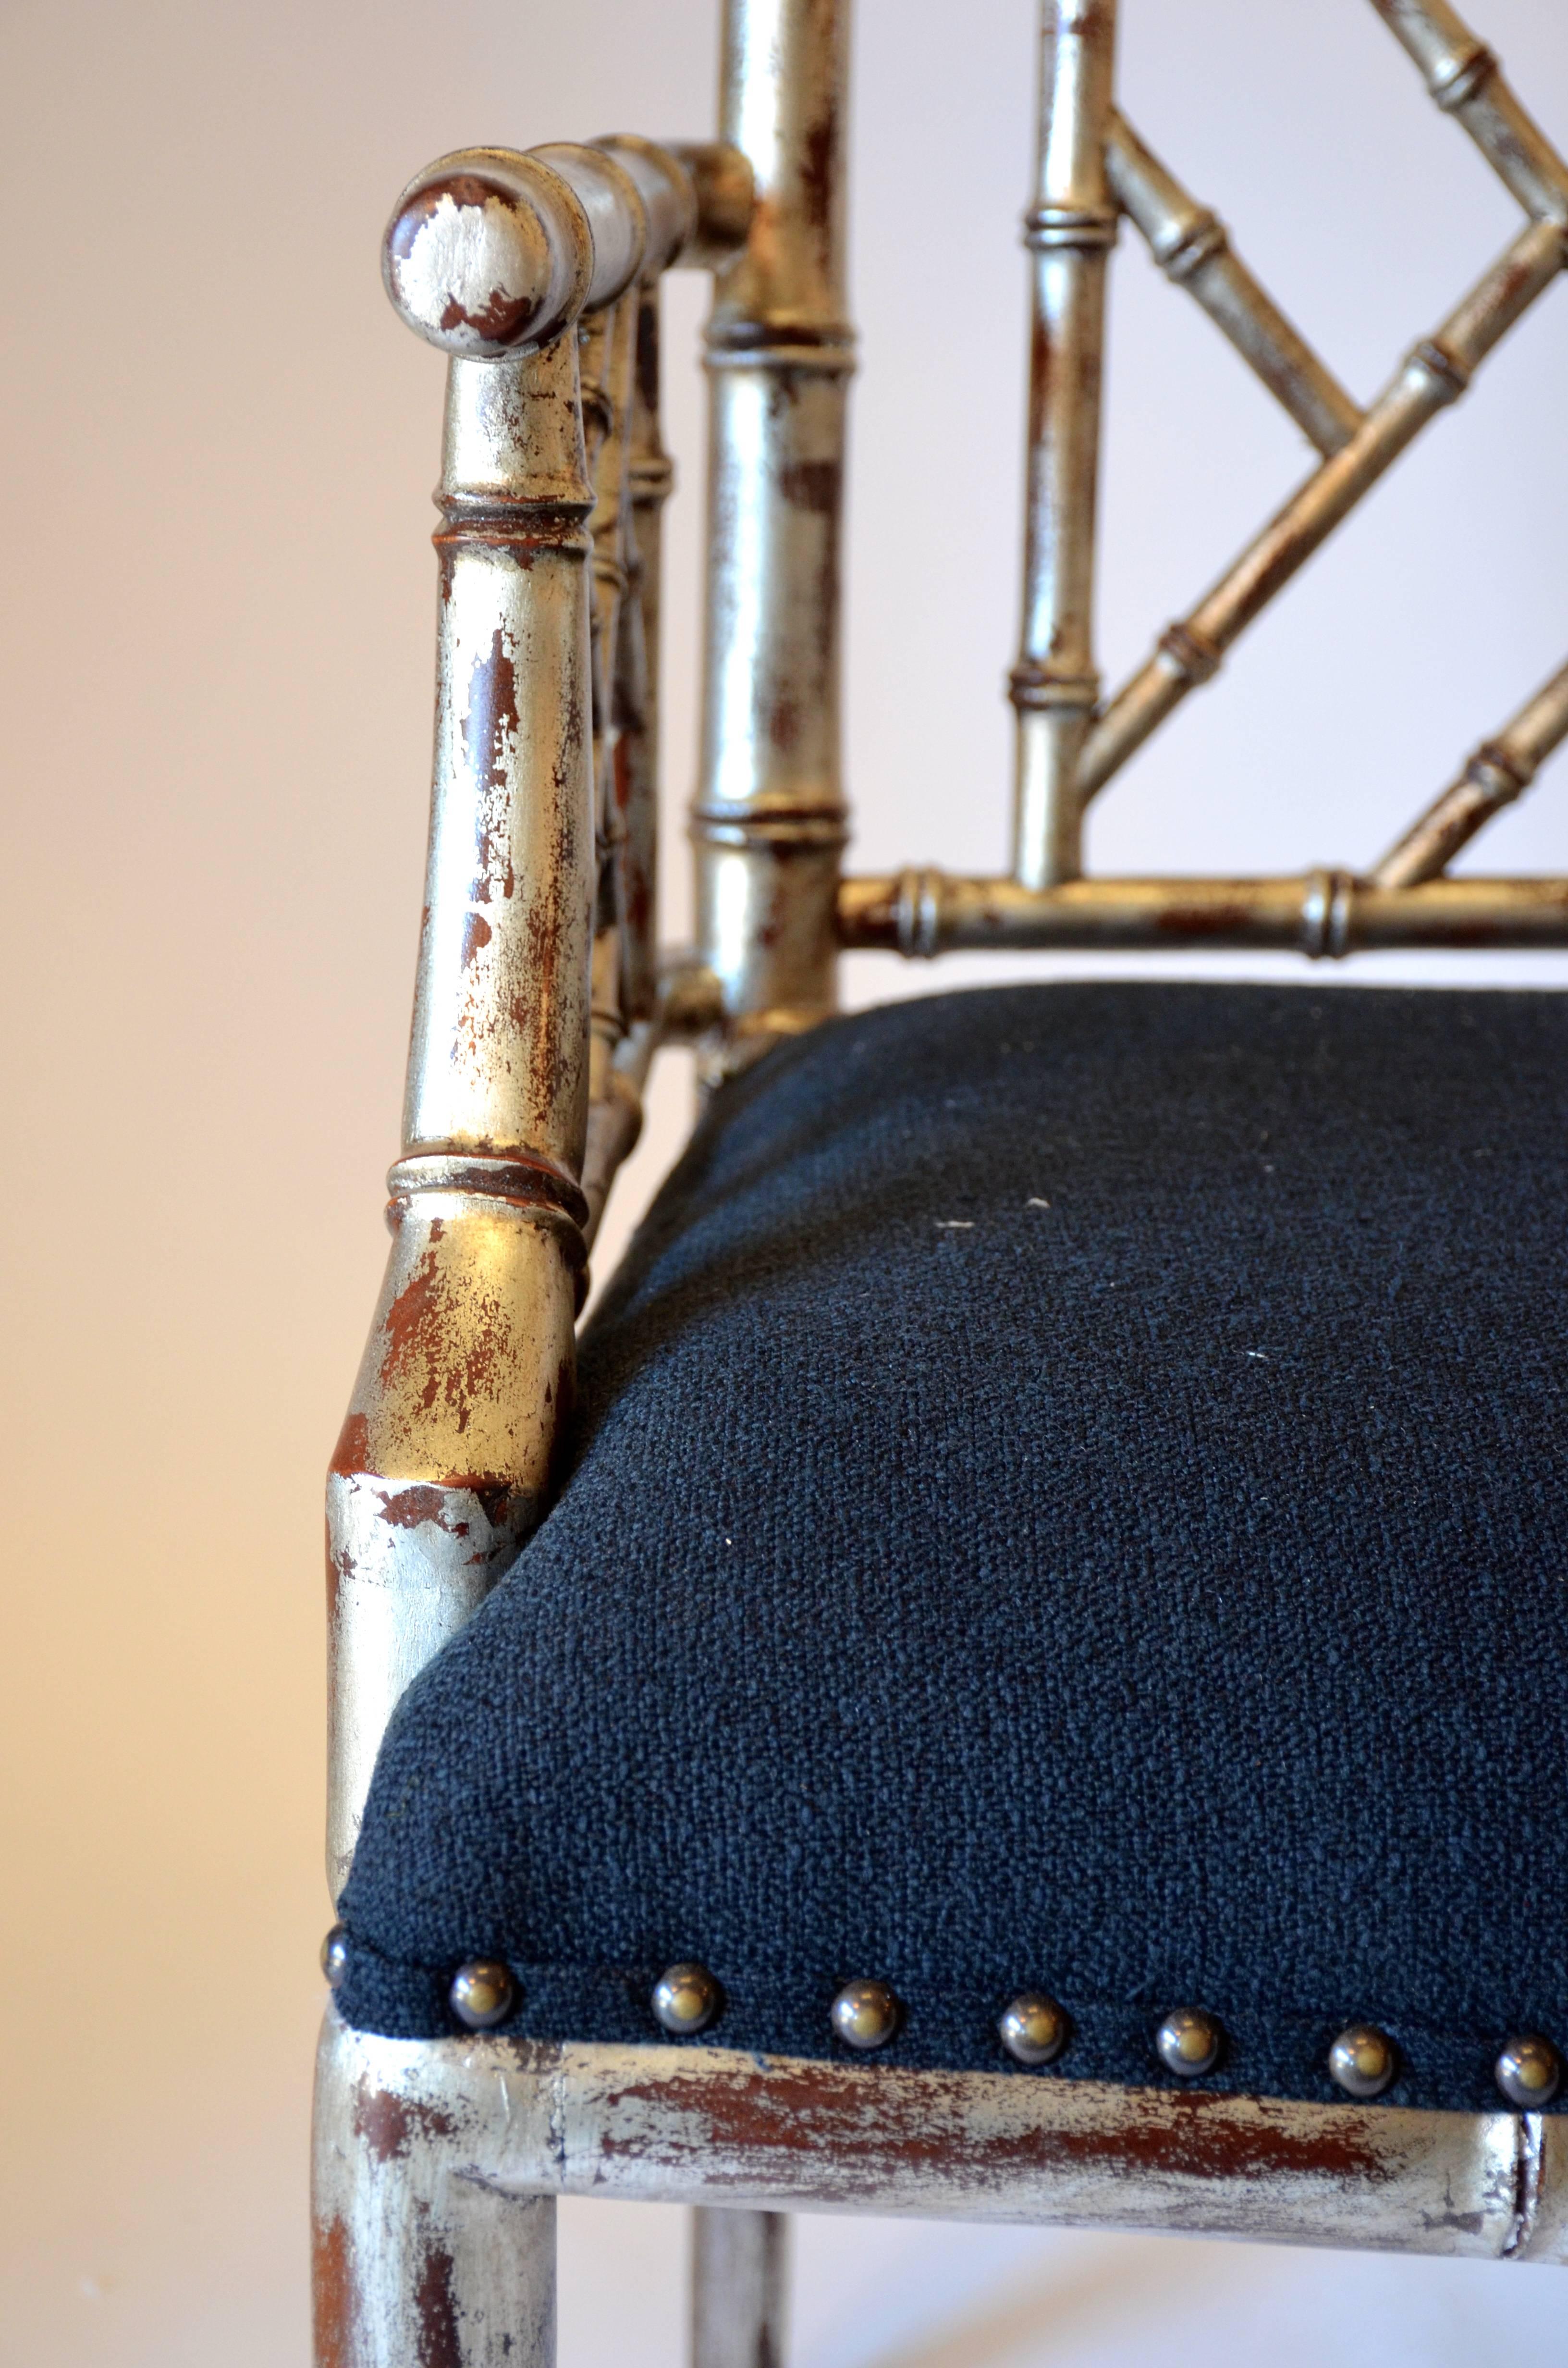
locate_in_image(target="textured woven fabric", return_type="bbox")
[337,983,1568,2112]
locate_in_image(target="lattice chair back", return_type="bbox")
[835,0,1568,965]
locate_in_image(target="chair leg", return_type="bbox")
[312,2008,556,2367]
[691,2207,789,2368]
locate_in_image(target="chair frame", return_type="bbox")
[316,0,1568,2357]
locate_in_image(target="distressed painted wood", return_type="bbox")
[691,0,855,1074]
[836,868,1568,958]
[330,130,723,1899]
[313,2012,557,2367]
[316,2010,1566,2265]
[1010,0,1118,889]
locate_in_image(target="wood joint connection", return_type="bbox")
[1432,42,1500,112]
[1157,621,1223,685]
[1299,868,1356,961]
[1409,336,1471,402]
[894,868,946,961]
[1010,664,1101,712]
[1469,741,1532,800]
[1156,210,1229,284]
[387,1153,590,1236]
[1023,203,1119,253]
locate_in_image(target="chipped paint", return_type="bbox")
[314,2014,1563,2266]
[327,316,602,1900]
[314,2011,558,2364]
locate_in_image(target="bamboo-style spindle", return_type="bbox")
[578,291,660,1246]
[576,139,741,1237]
[1106,113,1362,458]
[1372,656,1568,888]
[1011,0,1118,889]
[325,147,650,1897]
[1078,215,1565,805]
[620,283,674,1024]
[590,135,698,1033]
[579,284,642,1242]
[837,867,1568,958]
[692,0,855,1073]
[1370,0,1568,226]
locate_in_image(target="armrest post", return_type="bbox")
[327,153,621,1896]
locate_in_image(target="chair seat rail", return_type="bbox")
[314,2010,1568,2273]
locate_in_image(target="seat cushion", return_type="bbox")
[337,982,1568,2112]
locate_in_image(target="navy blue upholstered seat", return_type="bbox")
[337,982,1568,2114]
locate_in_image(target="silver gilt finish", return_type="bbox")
[838,868,1568,956]
[1372,655,1568,888]
[383,149,595,358]
[838,0,1568,954]
[1371,0,1568,224]
[616,278,674,1030]
[315,2013,1568,2261]
[1105,112,1363,457]
[314,2013,557,2368]
[326,298,598,1897]
[328,144,674,1897]
[1075,217,1566,804]
[692,0,855,1076]
[1011,0,1118,888]
[327,134,729,1897]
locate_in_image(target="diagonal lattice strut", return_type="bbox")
[1372,657,1568,888]
[1106,113,1362,461]
[1077,0,1568,827]
[1078,216,1564,806]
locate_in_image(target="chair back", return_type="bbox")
[707,0,1568,1033]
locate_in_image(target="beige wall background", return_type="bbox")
[2,0,1566,2359]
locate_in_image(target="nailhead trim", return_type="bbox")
[327,1934,1568,2110]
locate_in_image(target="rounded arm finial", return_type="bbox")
[383,148,594,357]
[382,138,722,358]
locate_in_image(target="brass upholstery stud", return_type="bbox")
[653,1962,722,2035]
[831,1980,901,2051]
[320,1924,350,1990]
[449,1961,515,2032]
[1329,2024,1398,2099]
[999,1993,1069,2066]
[1156,2008,1222,2077]
[1495,2034,1562,2109]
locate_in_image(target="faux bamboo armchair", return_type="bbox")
[314,1,1568,2360]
